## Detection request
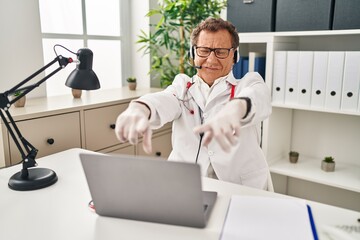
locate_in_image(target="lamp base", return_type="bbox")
[8,168,58,191]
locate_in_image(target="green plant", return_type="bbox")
[14,90,22,97]
[127,77,137,83]
[137,0,227,87]
[323,156,335,163]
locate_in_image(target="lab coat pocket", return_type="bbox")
[239,167,268,190]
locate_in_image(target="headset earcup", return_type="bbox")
[233,48,240,64]
[189,45,195,60]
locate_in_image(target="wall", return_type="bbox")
[0,0,46,98]
[131,0,151,88]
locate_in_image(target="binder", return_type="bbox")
[341,51,360,111]
[220,196,318,240]
[298,51,314,106]
[325,52,345,110]
[272,51,287,104]
[285,51,299,104]
[311,52,329,108]
[232,56,249,79]
[249,52,266,80]
[241,57,249,78]
[232,60,242,79]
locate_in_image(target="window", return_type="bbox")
[39,0,129,96]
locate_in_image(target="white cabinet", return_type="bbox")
[239,30,360,211]
[0,88,172,167]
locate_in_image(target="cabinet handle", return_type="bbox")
[301,89,306,94]
[316,90,321,95]
[330,91,336,96]
[110,124,116,129]
[155,151,161,157]
[47,138,55,145]
[347,92,353,97]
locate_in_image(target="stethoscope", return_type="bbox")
[177,77,236,115]
[176,77,236,163]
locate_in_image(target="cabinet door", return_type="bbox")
[137,131,172,159]
[9,112,81,165]
[84,104,128,151]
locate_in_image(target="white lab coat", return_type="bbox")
[137,71,272,190]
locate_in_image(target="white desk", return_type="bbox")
[0,148,359,240]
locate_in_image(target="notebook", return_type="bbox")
[79,153,217,228]
[220,196,318,240]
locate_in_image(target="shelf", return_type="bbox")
[269,156,360,193]
[272,103,360,116]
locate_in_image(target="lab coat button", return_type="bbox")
[203,113,208,118]
[208,150,214,156]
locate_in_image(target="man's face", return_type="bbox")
[194,29,235,86]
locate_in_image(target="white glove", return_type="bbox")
[115,101,153,154]
[193,99,247,152]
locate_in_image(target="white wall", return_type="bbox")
[0,0,46,98]
[130,0,150,88]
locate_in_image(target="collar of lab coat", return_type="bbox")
[188,71,239,110]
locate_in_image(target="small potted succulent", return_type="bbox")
[289,151,299,163]
[127,77,137,90]
[321,156,335,172]
[12,91,26,108]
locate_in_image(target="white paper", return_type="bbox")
[220,196,315,240]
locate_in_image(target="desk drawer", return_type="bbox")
[9,112,81,165]
[84,103,128,151]
[137,131,172,159]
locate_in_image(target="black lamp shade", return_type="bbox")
[65,48,100,90]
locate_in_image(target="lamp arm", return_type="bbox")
[5,55,72,104]
[0,55,73,179]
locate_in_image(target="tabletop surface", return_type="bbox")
[0,148,359,240]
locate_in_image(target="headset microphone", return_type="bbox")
[194,65,202,69]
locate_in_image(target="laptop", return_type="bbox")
[79,153,217,228]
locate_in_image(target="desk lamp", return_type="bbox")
[0,45,100,191]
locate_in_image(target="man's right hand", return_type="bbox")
[115,101,153,154]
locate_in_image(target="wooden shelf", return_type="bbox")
[269,156,360,193]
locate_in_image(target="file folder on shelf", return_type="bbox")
[220,196,318,240]
[325,51,345,111]
[285,51,299,104]
[249,52,266,80]
[232,56,249,79]
[311,52,329,109]
[272,51,287,104]
[341,51,360,112]
[298,51,314,106]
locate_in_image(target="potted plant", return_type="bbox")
[321,156,335,172]
[127,77,137,90]
[137,0,226,87]
[289,151,299,163]
[12,91,26,108]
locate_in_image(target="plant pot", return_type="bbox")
[13,95,26,108]
[321,161,335,172]
[289,153,299,163]
[72,89,82,98]
[128,82,137,91]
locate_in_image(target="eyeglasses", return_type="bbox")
[195,46,234,59]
